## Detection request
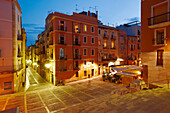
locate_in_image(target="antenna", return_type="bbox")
[76,4,78,12]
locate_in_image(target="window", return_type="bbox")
[91,49,94,56]
[99,40,101,46]
[76,72,79,77]
[128,37,130,40]
[104,40,107,47]
[84,25,87,32]
[157,50,163,66]
[0,49,1,57]
[84,36,87,43]
[134,38,136,41]
[91,38,94,44]
[131,45,133,51]
[131,38,133,43]
[84,49,87,56]
[91,60,94,64]
[75,24,79,33]
[60,34,65,44]
[84,60,86,65]
[128,44,130,48]
[121,37,124,40]
[84,71,87,76]
[60,21,65,31]
[134,45,135,49]
[111,41,115,48]
[121,43,124,49]
[4,81,12,90]
[91,27,94,33]
[155,28,166,45]
[60,48,64,57]
[99,29,101,34]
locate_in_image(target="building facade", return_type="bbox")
[0,0,26,94]
[35,11,99,85]
[117,21,141,65]
[141,0,170,84]
[98,24,119,74]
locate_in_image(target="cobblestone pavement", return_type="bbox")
[1,79,170,113]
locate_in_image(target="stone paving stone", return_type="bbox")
[27,107,47,113]
[72,93,94,102]
[27,101,43,110]
[43,98,60,106]
[47,102,66,112]
[62,98,81,106]
[26,97,41,104]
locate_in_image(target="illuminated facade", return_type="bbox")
[36,11,99,85]
[98,24,119,74]
[141,0,170,84]
[0,0,27,94]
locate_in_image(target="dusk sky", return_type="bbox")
[17,0,141,46]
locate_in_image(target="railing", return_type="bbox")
[103,46,109,49]
[152,37,166,45]
[110,47,116,49]
[148,12,170,26]
[59,26,67,31]
[74,41,81,46]
[58,40,66,45]
[59,56,67,60]
[74,66,80,70]
[111,36,116,40]
[103,35,108,39]
[50,27,53,32]
[17,35,23,41]
[74,55,81,60]
[74,29,81,33]
[59,67,67,72]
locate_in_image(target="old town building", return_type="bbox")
[0,0,27,94]
[98,23,120,74]
[141,0,170,84]
[117,21,141,65]
[34,11,99,85]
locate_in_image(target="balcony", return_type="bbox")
[17,35,23,41]
[59,67,67,72]
[152,37,166,46]
[49,27,53,32]
[59,26,67,31]
[103,46,109,49]
[74,41,81,46]
[111,36,116,40]
[74,66,80,70]
[148,12,170,28]
[17,52,23,57]
[74,29,81,33]
[59,56,67,60]
[74,55,81,60]
[58,40,66,45]
[110,47,116,49]
[103,35,108,39]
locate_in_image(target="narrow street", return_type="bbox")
[24,66,53,92]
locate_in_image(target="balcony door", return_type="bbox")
[75,36,79,45]
[75,49,79,58]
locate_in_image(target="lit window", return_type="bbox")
[60,21,65,31]
[104,40,107,47]
[91,38,94,44]
[157,50,163,66]
[111,41,115,48]
[75,24,79,33]
[99,40,101,46]
[91,27,94,33]
[84,25,87,32]
[84,49,87,56]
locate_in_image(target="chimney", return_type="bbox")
[88,11,90,16]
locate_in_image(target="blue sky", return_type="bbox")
[18,0,141,46]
